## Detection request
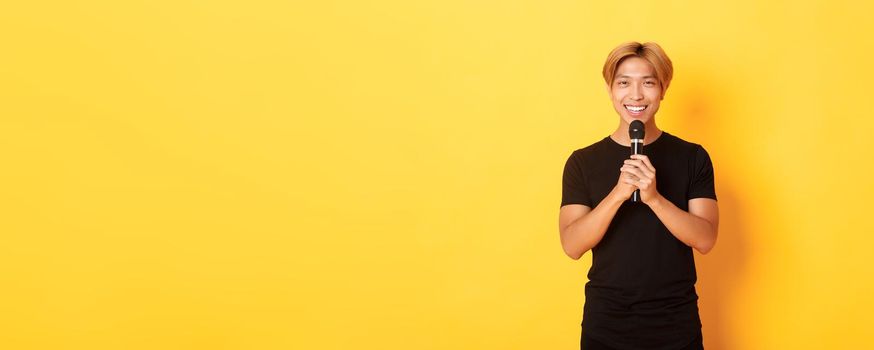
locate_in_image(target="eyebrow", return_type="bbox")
[615,75,657,79]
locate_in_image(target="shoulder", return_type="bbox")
[662,132,710,157]
[663,131,701,149]
[569,137,609,161]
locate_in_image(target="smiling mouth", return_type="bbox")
[624,105,647,113]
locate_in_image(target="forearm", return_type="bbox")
[647,194,716,254]
[561,189,625,259]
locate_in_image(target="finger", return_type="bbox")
[624,159,654,176]
[623,177,648,190]
[630,154,656,173]
[630,177,651,189]
[628,155,654,172]
[624,160,655,178]
[621,163,651,179]
[619,169,638,183]
[621,165,644,176]
[620,166,643,179]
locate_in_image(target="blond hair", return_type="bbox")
[602,41,674,98]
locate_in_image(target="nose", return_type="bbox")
[630,84,643,100]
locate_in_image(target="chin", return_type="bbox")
[623,115,651,124]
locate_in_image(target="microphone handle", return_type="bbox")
[631,140,643,202]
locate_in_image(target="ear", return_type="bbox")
[605,83,611,96]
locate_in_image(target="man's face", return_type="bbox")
[607,56,663,125]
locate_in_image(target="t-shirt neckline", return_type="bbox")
[606,130,669,149]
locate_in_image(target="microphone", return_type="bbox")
[629,120,645,203]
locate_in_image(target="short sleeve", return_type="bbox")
[688,145,717,200]
[561,151,592,207]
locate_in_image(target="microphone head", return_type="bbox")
[629,120,645,140]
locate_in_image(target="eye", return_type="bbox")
[644,81,656,86]
[617,81,628,86]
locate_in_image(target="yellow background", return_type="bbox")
[1,1,872,349]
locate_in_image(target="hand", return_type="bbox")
[620,154,660,204]
[611,162,640,201]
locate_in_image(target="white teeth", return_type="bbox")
[625,105,646,112]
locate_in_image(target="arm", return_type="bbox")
[647,196,719,254]
[622,154,720,254]
[558,188,627,260]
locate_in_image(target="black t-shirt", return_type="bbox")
[560,131,717,350]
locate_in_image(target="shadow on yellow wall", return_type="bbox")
[679,71,751,350]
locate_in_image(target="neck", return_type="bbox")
[611,119,662,146]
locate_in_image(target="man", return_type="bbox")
[559,41,719,350]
